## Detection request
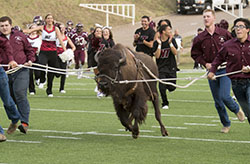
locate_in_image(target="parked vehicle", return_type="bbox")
[176,0,248,14]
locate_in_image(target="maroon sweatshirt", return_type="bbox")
[0,29,35,65]
[0,36,14,64]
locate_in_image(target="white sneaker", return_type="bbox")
[48,94,53,97]
[94,86,98,93]
[38,83,45,89]
[162,105,169,110]
[77,71,82,79]
[60,90,66,94]
[97,91,104,99]
[35,79,40,86]
[30,92,35,95]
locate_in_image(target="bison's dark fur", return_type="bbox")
[96,44,168,138]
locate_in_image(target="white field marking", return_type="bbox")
[31,108,116,115]
[184,123,218,126]
[211,120,246,124]
[53,82,96,86]
[175,89,210,92]
[168,99,213,103]
[151,126,188,129]
[118,129,154,133]
[180,83,208,86]
[27,95,214,104]
[43,136,81,140]
[28,95,106,99]
[43,88,211,92]
[29,107,221,119]
[6,140,41,144]
[18,128,250,144]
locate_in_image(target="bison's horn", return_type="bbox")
[119,49,127,65]
[94,51,100,63]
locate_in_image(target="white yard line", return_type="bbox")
[151,126,188,129]
[31,108,116,114]
[184,123,218,126]
[211,120,246,124]
[175,89,210,92]
[118,129,154,133]
[6,140,41,144]
[42,88,211,92]
[43,136,81,140]
[30,107,220,119]
[24,128,250,144]
[28,95,215,103]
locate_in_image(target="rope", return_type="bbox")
[140,62,208,88]
[1,63,244,88]
[1,64,94,79]
[32,63,97,72]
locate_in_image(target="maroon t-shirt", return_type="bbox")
[210,35,250,79]
[191,26,232,66]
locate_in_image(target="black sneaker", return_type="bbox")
[18,123,28,134]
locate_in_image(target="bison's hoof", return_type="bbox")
[132,133,138,139]
[161,129,169,136]
[132,131,139,139]
[162,131,169,136]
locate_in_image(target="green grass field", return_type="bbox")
[1,69,250,164]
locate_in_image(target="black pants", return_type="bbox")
[159,72,176,107]
[87,50,97,68]
[58,57,67,91]
[39,50,59,95]
[29,55,40,93]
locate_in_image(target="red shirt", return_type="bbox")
[210,35,250,79]
[191,26,232,66]
[0,36,13,64]
[0,29,35,65]
[40,25,57,51]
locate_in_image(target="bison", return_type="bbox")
[95,44,168,139]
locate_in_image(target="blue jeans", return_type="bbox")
[0,67,20,126]
[208,69,239,127]
[0,126,4,134]
[7,68,30,124]
[232,79,250,123]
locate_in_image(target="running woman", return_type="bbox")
[23,13,66,97]
[56,23,75,93]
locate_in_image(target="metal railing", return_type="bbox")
[212,1,244,18]
[79,4,135,27]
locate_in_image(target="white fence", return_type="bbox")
[212,0,244,18]
[79,4,135,27]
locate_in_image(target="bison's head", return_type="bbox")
[95,46,126,96]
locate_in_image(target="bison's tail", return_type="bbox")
[138,103,148,124]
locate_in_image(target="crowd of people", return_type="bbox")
[133,12,250,134]
[0,14,116,141]
[0,10,250,142]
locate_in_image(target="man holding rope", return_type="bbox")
[0,16,35,134]
[191,9,244,133]
[0,36,21,141]
[208,18,250,125]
